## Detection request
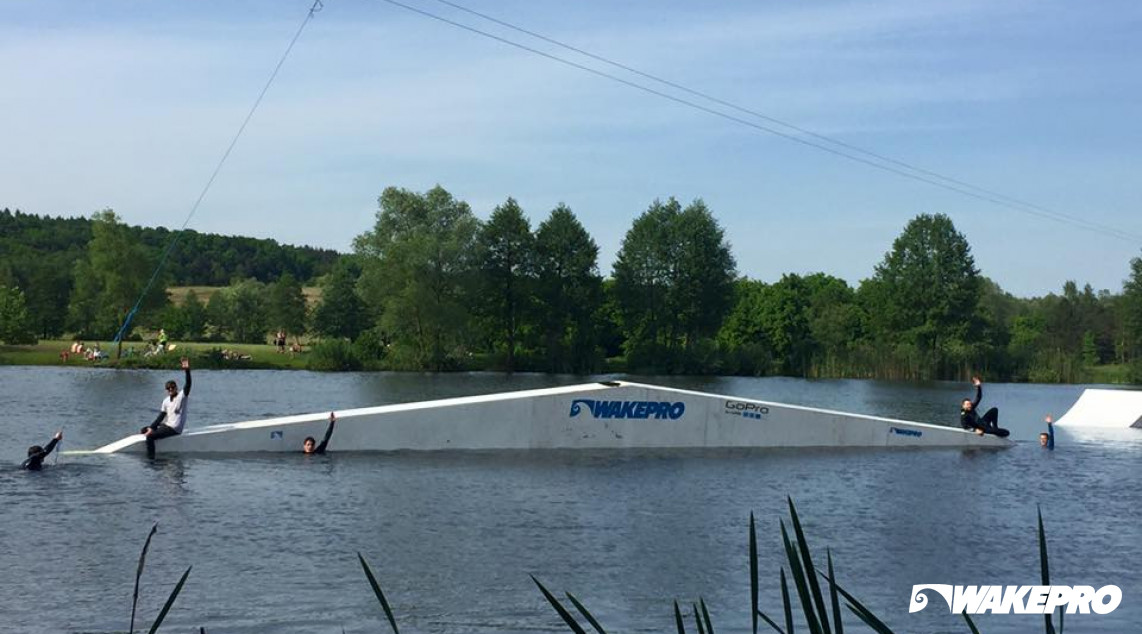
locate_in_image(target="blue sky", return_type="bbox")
[3,0,1139,296]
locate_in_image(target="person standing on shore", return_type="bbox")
[140,358,192,459]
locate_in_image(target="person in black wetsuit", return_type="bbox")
[22,431,63,471]
[960,376,1009,437]
[303,412,336,454]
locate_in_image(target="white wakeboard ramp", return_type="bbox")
[1055,388,1142,429]
[87,381,1009,454]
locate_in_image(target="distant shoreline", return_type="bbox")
[2,339,1134,385]
[0,340,307,371]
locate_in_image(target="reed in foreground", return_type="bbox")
[357,499,1066,634]
[128,523,192,634]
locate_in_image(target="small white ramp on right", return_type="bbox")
[1056,388,1142,428]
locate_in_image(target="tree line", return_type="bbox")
[2,191,1141,382]
[0,207,338,339]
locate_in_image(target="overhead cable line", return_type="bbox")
[112,0,326,350]
[380,0,1140,243]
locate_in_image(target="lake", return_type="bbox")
[0,367,1138,633]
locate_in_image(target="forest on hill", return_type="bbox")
[2,195,1140,383]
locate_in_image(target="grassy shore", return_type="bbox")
[0,340,309,370]
[2,340,1135,383]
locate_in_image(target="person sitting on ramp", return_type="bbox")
[22,431,63,471]
[303,412,336,454]
[960,376,1009,437]
[140,358,192,459]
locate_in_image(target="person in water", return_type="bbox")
[303,412,336,454]
[960,376,1009,436]
[1040,415,1056,449]
[22,431,63,471]
[140,358,192,459]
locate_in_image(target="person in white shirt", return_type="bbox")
[140,358,191,459]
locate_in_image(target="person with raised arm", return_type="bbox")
[22,431,63,471]
[959,376,1009,437]
[303,412,337,454]
[1040,415,1056,449]
[140,358,192,459]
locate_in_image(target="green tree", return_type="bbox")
[312,261,368,340]
[1122,252,1142,380]
[612,198,736,370]
[862,213,981,379]
[474,198,535,371]
[533,204,604,372]
[0,286,36,344]
[802,273,863,377]
[717,279,776,375]
[355,185,479,370]
[756,275,813,376]
[205,290,232,341]
[613,199,676,356]
[0,251,76,339]
[1081,331,1099,367]
[226,279,270,343]
[268,272,308,337]
[181,290,208,340]
[66,210,168,339]
[671,200,737,346]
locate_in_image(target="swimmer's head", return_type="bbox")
[27,445,43,457]
[303,437,316,453]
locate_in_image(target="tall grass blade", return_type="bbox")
[700,598,715,634]
[788,498,831,634]
[146,565,191,634]
[750,512,759,634]
[780,568,794,634]
[961,611,982,634]
[1038,506,1057,634]
[780,521,823,634]
[756,609,787,634]
[818,570,894,634]
[674,600,686,634]
[566,591,608,634]
[841,604,894,634]
[531,576,587,634]
[826,550,843,634]
[358,553,400,634]
[693,602,706,634]
[130,523,159,634]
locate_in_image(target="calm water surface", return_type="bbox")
[0,367,1138,633]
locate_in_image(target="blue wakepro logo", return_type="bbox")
[570,399,686,420]
[910,584,1122,615]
